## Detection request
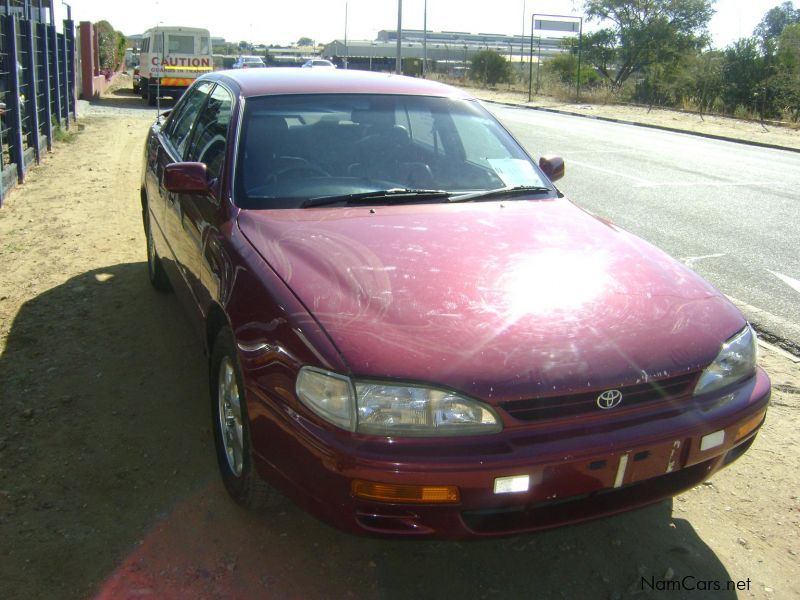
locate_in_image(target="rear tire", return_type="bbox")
[210,328,277,509]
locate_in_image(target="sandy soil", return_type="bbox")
[460,86,800,151]
[0,79,799,599]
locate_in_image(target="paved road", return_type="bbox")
[487,103,800,353]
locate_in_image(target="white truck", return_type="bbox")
[138,26,213,105]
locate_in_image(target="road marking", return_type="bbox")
[568,159,655,185]
[634,181,779,189]
[770,271,800,295]
[682,253,727,268]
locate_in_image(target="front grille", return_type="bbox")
[501,371,699,421]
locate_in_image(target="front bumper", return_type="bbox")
[251,368,770,538]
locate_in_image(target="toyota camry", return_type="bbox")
[141,68,770,538]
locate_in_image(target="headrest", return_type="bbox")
[248,116,288,139]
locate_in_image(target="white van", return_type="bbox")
[139,26,213,105]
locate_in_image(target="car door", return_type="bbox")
[176,83,235,315]
[144,87,204,283]
[158,80,214,324]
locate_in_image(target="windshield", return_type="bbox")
[234,94,552,209]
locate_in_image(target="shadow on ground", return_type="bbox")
[86,87,178,113]
[0,264,736,599]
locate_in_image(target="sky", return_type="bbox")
[58,0,789,49]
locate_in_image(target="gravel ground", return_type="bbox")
[0,76,798,600]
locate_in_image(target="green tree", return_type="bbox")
[297,37,315,46]
[721,38,767,114]
[754,1,800,47]
[469,50,513,86]
[583,0,713,88]
[672,49,725,112]
[775,23,800,118]
[95,20,125,69]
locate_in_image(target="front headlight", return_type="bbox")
[355,382,502,436]
[296,367,356,431]
[693,325,758,396]
[295,367,502,436]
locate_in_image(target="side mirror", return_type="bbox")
[164,162,209,193]
[539,155,565,182]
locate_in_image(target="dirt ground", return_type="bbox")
[0,79,799,600]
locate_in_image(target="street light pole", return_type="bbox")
[344,0,348,69]
[520,0,525,65]
[423,0,427,77]
[395,0,402,74]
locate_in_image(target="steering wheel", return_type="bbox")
[273,165,330,181]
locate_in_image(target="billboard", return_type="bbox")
[533,19,580,33]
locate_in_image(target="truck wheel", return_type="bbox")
[146,85,157,106]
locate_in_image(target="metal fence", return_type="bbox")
[0,5,76,205]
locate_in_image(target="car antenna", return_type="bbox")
[156,28,163,120]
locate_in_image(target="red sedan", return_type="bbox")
[141,68,770,538]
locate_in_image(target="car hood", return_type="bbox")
[238,199,744,403]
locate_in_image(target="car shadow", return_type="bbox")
[0,263,738,600]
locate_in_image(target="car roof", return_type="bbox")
[206,68,473,99]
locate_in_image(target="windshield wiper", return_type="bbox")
[301,188,451,208]
[449,185,553,203]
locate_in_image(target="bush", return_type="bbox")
[544,53,600,87]
[469,50,513,86]
[95,20,126,70]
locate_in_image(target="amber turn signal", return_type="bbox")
[351,480,460,504]
[734,410,766,443]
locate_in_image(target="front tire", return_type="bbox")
[210,328,276,509]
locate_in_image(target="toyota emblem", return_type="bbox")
[597,389,623,410]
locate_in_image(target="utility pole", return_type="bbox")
[422,0,427,77]
[520,0,525,66]
[344,0,348,69]
[395,0,402,74]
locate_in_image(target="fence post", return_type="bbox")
[61,29,69,128]
[49,23,62,128]
[22,18,41,165]
[0,14,5,206]
[39,21,52,151]
[5,15,26,184]
[65,19,76,120]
